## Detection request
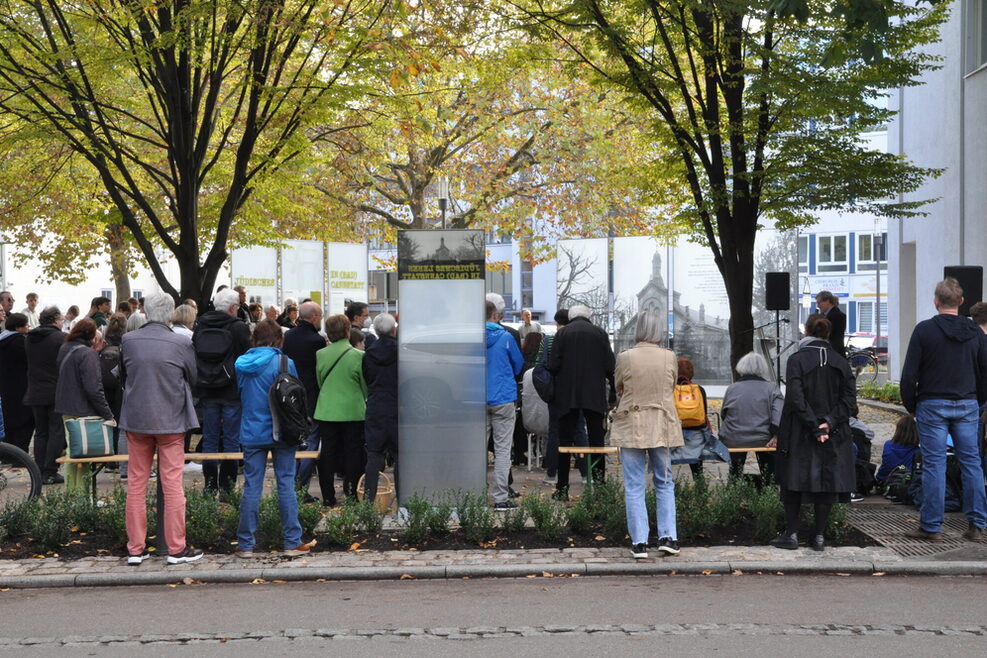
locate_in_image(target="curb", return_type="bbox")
[4,559,987,589]
[856,398,907,415]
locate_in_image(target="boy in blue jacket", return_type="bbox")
[485,301,524,511]
[234,319,315,557]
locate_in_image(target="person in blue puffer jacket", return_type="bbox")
[485,300,523,511]
[234,319,315,558]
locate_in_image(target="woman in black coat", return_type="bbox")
[771,313,856,552]
[361,313,398,503]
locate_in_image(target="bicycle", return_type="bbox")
[846,346,880,384]
[0,442,43,511]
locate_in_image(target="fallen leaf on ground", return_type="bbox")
[272,580,286,584]
[250,578,266,584]
[525,574,537,578]
[182,578,204,586]
[872,572,886,577]
[571,574,580,577]
[348,543,361,551]
[701,569,713,575]
[542,571,555,578]
[835,572,851,577]
[594,535,605,541]
[732,569,743,575]
[400,574,415,580]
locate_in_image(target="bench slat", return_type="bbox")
[58,451,320,464]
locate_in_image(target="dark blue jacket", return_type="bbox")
[282,320,326,415]
[900,314,987,412]
[876,441,918,482]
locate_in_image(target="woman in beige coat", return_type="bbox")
[611,310,683,559]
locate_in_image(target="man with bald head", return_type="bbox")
[283,301,327,498]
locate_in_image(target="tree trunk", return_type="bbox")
[721,238,756,375]
[105,224,131,305]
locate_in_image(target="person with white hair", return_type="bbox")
[518,308,541,340]
[362,312,399,503]
[486,292,521,349]
[192,287,251,493]
[719,351,784,482]
[119,293,202,565]
[265,304,280,323]
[546,304,615,500]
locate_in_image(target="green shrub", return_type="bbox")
[858,381,902,404]
[674,477,714,542]
[748,484,784,542]
[402,493,432,544]
[522,495,568,542]
[184,487,227,548]
[500,505,528,535]
[101,487,129,545]
[427,501,453,537]
[827,504,850,541]
[354,500,383,535]
[566,504,593,536]
[256,491,284,549]
[32,491,74,551]
[298,501,325,538]
[321,502,359,546]
[0,497,39,538]
[456,491,496,544]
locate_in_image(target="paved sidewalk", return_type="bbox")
[3,542,987,589]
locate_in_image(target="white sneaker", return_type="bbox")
[127,552,150,566]
[542,475,557,485]
[184,462,203,473]
[167,547,204,564]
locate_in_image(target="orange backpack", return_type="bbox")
[674,382,705,426]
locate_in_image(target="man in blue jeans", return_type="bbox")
[901,277,987,541]
[193,288,251,494]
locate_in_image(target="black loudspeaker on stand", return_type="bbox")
[764,272,791,386]
[943,266,983,317]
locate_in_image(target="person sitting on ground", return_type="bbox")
[233,319,315,558]
[875,415,920,485]
[671,357,712,481]
[611,310,682,559]
[849,409,876,500]
[719,352,783,483]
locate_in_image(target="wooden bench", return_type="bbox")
[557,446,620,490]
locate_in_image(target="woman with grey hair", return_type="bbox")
[170,304,196,338]
[126,311,148,333]
[719,352,783,482]
[610,310,683,559]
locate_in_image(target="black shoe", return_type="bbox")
[301,493,318,505]
[809,534,825,551]
[905,527,940,541]
[552,488,569,502]
[657,537,680,556]
[508,487,521,499]
[43,473,64,485]
[167,547,204,565]
[323,498,338,508]
[770,532,799,550]
[850,492,865,503]
[631,543,648,559]
[493,501,518,511]
[963,523,984,542]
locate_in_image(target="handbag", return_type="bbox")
[64,416,115,458]
[531,339,555,404]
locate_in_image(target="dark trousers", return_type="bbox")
[557,408,604,490]
[31,405,64,478]
[318,421,365,504]
[1,418,34,454]
[364,415,398,503]
[729,451,776,482]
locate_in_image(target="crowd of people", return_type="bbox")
[2,276,986,562]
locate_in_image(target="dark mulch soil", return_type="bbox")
[0,523,878,561]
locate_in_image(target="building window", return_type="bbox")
[100,288,114,302]
[817,234,848,272]
[520,259,534,309]
[132,290,144,300]
[797,235,809,273]
[856,232,888,271]
[970,0,987,71]
[857,301,888,335]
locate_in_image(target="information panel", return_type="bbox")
[397,230,486,502]
[230,245,278,307]
[327,242,369,317]
[281,240,325,307]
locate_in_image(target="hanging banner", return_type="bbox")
[281,240,325,307]
[230,245,278,307]
[397,230,486,502]
[326,242,368,316]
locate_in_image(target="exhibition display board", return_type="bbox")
[281,240,326,307]
[396,230,487,502]
[327,242,369,316]
[230,245,278,307]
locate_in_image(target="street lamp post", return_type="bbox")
[874,231,883,341]
[438,177,449,229]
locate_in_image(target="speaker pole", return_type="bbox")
[775,309,782,387]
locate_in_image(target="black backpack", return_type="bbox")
[532,337,555,404]
[883,465,913,504]
[268,355,311,446]
[99,344,122,389]
[194,327,235,389]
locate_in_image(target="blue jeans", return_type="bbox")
[295,423,321,490]
[915,399,987,532]
[237,445,302,551]
[621,447,676,544]
[201,401,242,492]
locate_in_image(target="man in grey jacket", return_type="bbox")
[119,293,202,566]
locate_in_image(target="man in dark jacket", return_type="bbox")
[0,313,34,452]
[345,301,375,349]
[282,301,326,496]
[900,277,987,542]
[362,312,398,503]
[815,291,846,356]
[547,304,615,498]
[192,288,251,493]
[23,306,66,483]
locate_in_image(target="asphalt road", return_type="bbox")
[1,574,986,655]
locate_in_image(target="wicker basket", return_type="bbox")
[356,472,395,512]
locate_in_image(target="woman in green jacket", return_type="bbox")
[314,314,368,506]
